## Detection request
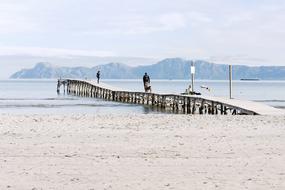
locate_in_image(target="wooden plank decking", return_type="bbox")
[57,79,285,115]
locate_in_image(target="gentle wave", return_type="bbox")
[0,97,78,101]
[0,103,139,108]
[254,100,285,103]
[274,106,285,109]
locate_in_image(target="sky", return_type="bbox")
[1,0,285,78]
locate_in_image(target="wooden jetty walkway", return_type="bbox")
[57,79,285,115]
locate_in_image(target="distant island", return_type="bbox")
[10,58,285,80]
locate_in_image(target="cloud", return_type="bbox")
[158,13,187,31]
[0,0,285,66]
[0,46,116,57]
[207,55,268,65]
[102,13,188,35]
[0,2,38,34]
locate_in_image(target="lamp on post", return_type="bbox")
[191,61,195,93]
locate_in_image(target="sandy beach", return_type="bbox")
[0,114,284,190]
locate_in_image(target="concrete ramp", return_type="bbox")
[201,96,285,116]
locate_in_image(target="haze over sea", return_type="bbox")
[1,79,284,114]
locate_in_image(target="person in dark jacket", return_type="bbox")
[143,72,151,92]
[96,71,100,84]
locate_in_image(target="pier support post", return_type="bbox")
[57,80,60,94]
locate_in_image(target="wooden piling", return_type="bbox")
[56,79,260,115]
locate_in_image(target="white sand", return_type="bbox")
[0,114,284,190]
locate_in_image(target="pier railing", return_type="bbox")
[56,79,263,115]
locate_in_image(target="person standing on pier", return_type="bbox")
[143,72,151,92]
[96,71,100,84]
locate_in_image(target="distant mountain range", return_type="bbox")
[10,58,285,80]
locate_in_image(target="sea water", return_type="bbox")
[0,79,284,114]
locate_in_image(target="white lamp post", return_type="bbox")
[191,61,195,92]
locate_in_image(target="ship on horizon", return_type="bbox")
[240,78,260,81]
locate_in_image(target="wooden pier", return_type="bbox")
[57,79,284,115]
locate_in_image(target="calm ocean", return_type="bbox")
[0,79,284,114]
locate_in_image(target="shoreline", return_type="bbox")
[0,114,284,189]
